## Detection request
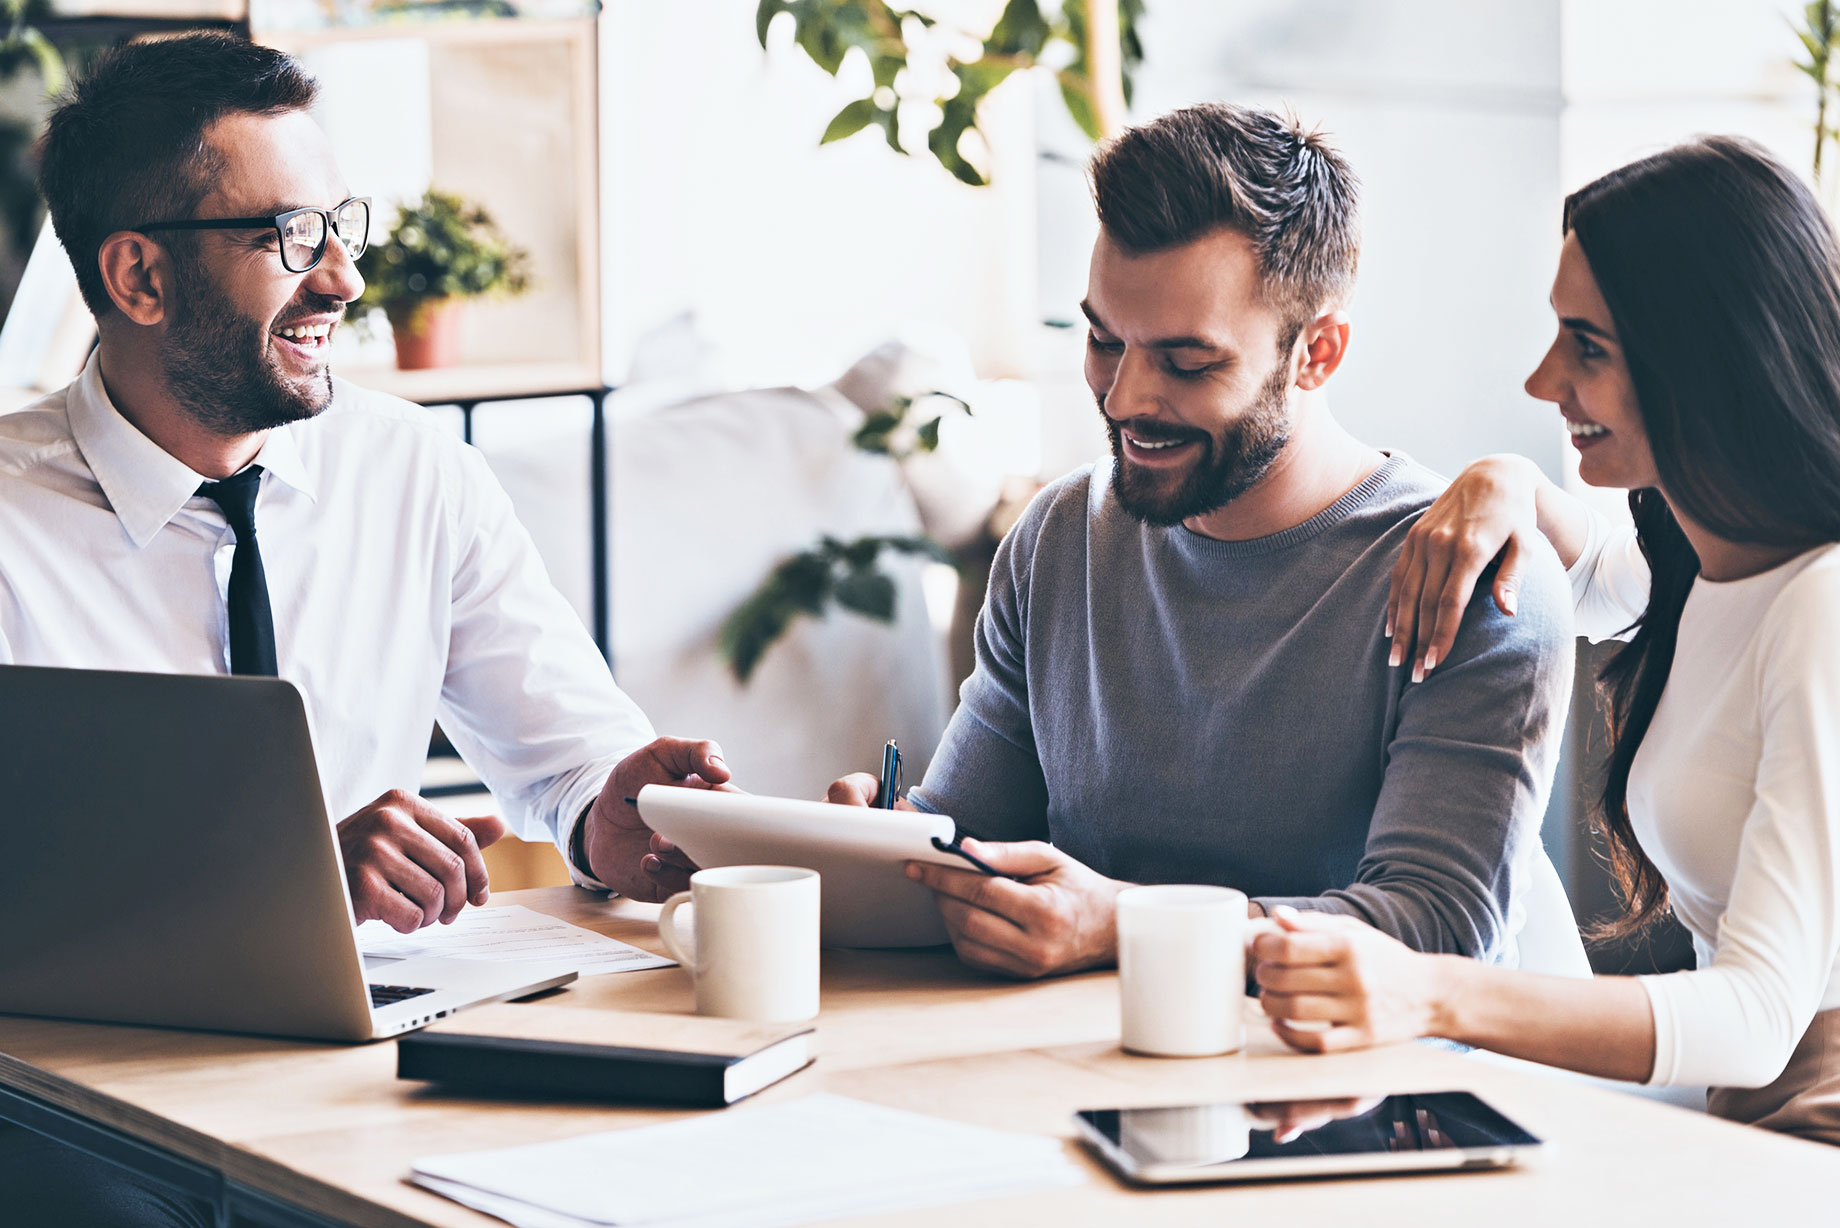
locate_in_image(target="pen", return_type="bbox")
[876,739,901,809]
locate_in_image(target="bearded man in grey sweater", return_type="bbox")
[817,102,1582,981]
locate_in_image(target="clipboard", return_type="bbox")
[635,786,989,948]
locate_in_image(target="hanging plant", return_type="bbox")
[756,0,1145,186]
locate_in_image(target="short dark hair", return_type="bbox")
[1088,102,1361,328]
[37,32,318,317]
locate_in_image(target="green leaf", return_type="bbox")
[840,535,883,568]
[1057,71,1102,142]
[875,106,904,153]
[883,534,960,566]
[755,0,787,48]
[852,409,902,452]
[915,415,942,451]
[988,0,1050,56]
[953,57,1019,98]
[834,568,898,620]
[779,551,836,613]
[822,97,879,144]
[928,95,990,186]
[871,50,901,88]
[17,26,62,96]
[1120,0,1147,67]
[718,553,820,683]
[796,17,847,74]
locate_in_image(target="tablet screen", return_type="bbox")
[1078,1091,1540,1170]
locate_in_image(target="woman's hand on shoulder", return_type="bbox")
[1387,454,1545,681]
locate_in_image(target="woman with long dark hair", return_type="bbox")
[1253,135,1840,1143]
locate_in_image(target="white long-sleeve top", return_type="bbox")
[0,352,654,883]
[1568,512,1840,1088]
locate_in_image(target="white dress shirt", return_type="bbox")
[0,352,653,884]
[1570,515,1840,1089]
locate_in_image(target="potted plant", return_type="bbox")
[354,189,531,370]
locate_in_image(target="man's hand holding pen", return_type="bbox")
[825,768,1131,980]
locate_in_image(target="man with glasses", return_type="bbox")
[0,33,710,1227]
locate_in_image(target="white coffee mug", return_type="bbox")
[1116,884,1268,1057]
[658,866,820,1023]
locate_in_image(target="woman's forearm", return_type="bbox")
[1430,957,1657,1082]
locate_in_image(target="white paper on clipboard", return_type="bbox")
[635,786,977,947]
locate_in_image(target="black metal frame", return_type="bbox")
[448,386,613,659]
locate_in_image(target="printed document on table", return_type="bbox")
[357,904,674,975]
[410,1093,1085,1228]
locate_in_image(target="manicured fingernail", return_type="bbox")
[642,855,661,872]
[1411,661,1425,684]
[1389,643,1403,668]
[1502,590,1517,616]
[1424,648,1439,672]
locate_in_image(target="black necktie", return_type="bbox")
[197,465,278,677]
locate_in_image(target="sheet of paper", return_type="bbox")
[411,1093,1085,1228]
[357,904,674,976]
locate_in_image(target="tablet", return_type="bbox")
[1074,1091,1543,1185]
[635,786,981,947]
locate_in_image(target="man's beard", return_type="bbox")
[163,259,338,436]
[1103,357,1293,526]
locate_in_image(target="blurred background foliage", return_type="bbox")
[758,0,1143,185]
[0,0,67,322]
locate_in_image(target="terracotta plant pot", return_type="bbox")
[387,299,464,370]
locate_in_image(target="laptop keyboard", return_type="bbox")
[369,983,436,1009]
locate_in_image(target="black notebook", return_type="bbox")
[397,1003,815,1108]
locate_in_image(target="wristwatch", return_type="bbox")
[567,802,597,881]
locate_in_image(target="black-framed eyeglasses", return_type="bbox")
[135,197,371,274]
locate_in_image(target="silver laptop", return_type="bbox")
[0,664,577,1042]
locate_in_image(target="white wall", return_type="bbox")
[598,0,1038,388]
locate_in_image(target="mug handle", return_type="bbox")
[657,891,695,971]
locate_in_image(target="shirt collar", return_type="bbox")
[253,417,318,504]
[67,350,209,549]
[65,349,320,549]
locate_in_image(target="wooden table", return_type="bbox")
[1,887,1833,1226]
